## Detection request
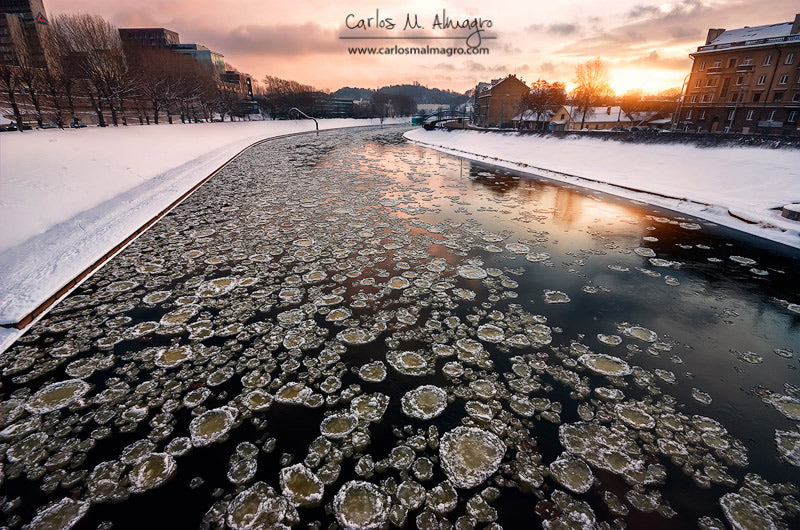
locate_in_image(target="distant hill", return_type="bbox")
[332,87,375,101]
[332,84,468,106]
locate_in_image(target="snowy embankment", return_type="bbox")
[0,118,406,350]
[405,128,800,248]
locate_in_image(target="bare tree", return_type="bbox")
[0,63,25,132]
[516,79,566,130]
[16,52,45,127]
[53,13,128,126]
[571,57,613,129]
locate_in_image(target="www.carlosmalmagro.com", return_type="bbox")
[348,45,490,57]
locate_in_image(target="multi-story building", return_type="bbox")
[170,43,225,76]
[119,27,180,48]
[0,0,57,69]
[679,14,800,135]
[475,75,530,128]
[220,69,253,98]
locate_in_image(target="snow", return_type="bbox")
[0,118,406,348]
[404,128,800,248]
[559,106,633,124]
[708,22,793,46]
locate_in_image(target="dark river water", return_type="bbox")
[2,126,799,529]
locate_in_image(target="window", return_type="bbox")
[706,78,714,86]
[746,110,754,121]
[780,74,789,85]
[786,53,795,65]
[789,111,797,123]
[763,55,772,66]
[685,110,693,120]
[773,92,783,102]
[721,78,731,97]
[736,76,743,85]
[728,58,737,68]
[753,93,761,102]
[699,61,706,71]
[695,79,702,88]
[690,95,698,103]
[793,93,800,102]
[742,57,752,65]
[699,110,706,120]
[712,60,721,68]
[757,75,766,85]
[767,110,776,121]
[727,110,735,120]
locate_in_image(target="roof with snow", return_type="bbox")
[694,19,799,54]
[559,106,633,123]
[512,110,555,121]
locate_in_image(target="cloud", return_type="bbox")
[190,23,341,57]
[552,0,793,58]
[548,23,578,35]
[626,4,661,19]
[616,50,691,70]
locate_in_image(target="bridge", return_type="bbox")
[419,110,471,130]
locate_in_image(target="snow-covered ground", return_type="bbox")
[0,118,406,351]
[405,128,800,248]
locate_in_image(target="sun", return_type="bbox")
[609,67,684,95]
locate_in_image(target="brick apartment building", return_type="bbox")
[475,75,529,128]
[678,13,800,135]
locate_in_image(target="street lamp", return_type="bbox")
[672,72,691,132]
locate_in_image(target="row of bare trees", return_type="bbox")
[0,13,252,131]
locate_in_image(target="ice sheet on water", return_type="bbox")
[439,426,505,489]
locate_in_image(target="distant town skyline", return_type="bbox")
[45,0,796,94]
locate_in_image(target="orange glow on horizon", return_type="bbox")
[608,67,684,95]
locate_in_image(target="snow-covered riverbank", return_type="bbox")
[404,128,800,249]
[0,118,406,350]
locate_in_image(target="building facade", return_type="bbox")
[0,0,56,69]
[170,43,225,76]
[119,27,180,48]
[679,14,800,135]
[475,75,529,128]
[550,106,635,131]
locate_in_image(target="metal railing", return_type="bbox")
[288,107,319,135]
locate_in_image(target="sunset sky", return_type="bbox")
[45,0,797,94]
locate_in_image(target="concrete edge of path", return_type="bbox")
[403,133,800,251]
[0,124,403,353]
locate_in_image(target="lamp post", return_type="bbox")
[672,72,691,132]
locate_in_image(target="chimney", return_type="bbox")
[706,28,725,44]
[792,13,800,35]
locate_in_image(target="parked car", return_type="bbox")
[39,121,59,129]
[70,121,87,128]
[0,123,17,132]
